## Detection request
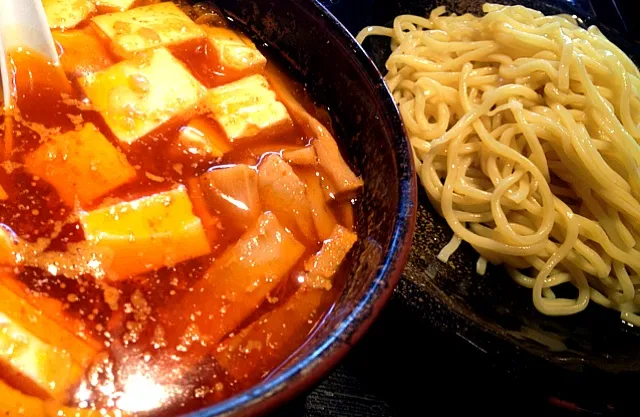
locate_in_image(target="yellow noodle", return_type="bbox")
[357,3,640,322]
[477,256,488,275]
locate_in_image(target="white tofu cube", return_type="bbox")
[24,123,137,208]
[91,2,206,58]
[78,47,206,144]
[0,312,84,400]
[206,74,293,142]
[93,0,138,13]
[79,185,211,280]
[43,0,96,29]
[203,26,267,79]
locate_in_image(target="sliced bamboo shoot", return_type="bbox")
[215,286,324,382]
[258,155,317,244]
[199,165,261,234]
[265,67,363,194]
[296,168,338,241]
[166,212,305,348]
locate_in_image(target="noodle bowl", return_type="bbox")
[357,4,640,324]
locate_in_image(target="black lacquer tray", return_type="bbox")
[292,0,640,415]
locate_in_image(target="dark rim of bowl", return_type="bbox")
[182,1,417,417]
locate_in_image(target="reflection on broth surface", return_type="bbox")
[0,1,363,415]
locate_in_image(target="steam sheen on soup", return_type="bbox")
[0,1,363,415]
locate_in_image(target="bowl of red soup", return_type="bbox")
[0,0,415,416]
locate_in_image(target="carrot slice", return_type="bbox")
[216,224,357,381]
[165,212,306,348]
[258,155,317,244]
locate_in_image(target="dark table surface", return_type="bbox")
[265,1,635,416]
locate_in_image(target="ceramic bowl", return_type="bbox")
[184,0,416,416]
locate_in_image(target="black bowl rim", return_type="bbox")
[183,1,417,416]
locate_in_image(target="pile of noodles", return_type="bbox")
[357,4,640,324]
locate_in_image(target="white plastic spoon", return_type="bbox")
[0,0,59,110]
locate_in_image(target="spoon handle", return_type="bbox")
[0,0,59,60]
[0,35,9,110]
[0,0,59,109]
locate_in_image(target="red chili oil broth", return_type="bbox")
[0,2,358,416]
